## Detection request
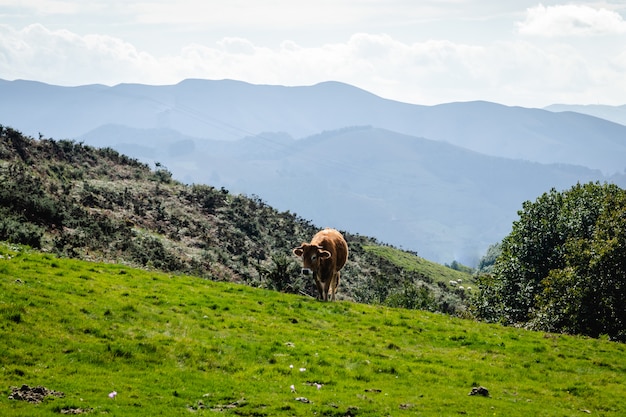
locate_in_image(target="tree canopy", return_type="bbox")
[471,182,626,341]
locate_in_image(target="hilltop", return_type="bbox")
[1,245,625,416]
[0,125,470,313]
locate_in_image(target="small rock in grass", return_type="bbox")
[468,386,490,397]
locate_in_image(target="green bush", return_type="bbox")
[256,254,305,294]
[472,182,626,341]
[0,212,43,248]
[384,283,437,311]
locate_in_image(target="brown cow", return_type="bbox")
[293,228,348,301]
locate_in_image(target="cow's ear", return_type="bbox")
[293,246,304,257]
[319,250,332,259]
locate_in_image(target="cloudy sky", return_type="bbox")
[1,1,626,107]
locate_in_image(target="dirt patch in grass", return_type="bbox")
[8,384,64,404]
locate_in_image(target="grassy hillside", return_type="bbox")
[363,245,473,286]
[2,243,625,416]
[0,126,470,313]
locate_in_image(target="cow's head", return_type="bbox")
[292,243,332,276]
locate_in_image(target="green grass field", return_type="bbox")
[363,245,473,286]
[1,242,625,416]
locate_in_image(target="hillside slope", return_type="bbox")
[88,125,614,264]
[0,125,469,312]
[1,245,625,416]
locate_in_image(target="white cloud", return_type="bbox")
[613,49,626,71]
[1,22,626,106]
[0,24,158,84]
[517,4,626,36]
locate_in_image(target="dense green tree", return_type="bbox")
[471,182,626,341]
[476,242,502,274]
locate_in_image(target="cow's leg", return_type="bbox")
[320,278,331,301]
[314,277,324,300]
[330,272,340,301]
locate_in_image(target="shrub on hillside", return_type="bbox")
[0,164,65,226]
[0,211,44,248]
[384,283,438,311]
[256,254,305,294]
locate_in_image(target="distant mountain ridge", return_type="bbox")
[2,78,625,173]
[1,78,625,264]
[545,103,626,127]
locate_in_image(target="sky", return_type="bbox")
[1,1,626,107]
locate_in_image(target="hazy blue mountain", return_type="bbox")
[2,78,625,174]
[2,78,625,264]
[545,104,626,127]
[77,125,614,265]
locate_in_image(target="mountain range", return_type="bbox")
[1,78,625,264]
[544,103,626,127]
